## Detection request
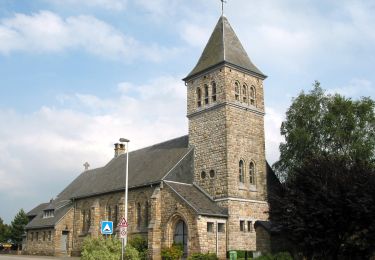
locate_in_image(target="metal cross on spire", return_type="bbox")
[220,0,227,15]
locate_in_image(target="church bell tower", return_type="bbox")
[183,15,268,202]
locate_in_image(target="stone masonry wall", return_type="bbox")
[160,184,199,256]
[24,228,55,256]
[71,186,154,255]
[226,200,269,251]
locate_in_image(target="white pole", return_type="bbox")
[124,141,129,249]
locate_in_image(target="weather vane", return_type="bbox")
[220,0,227,15]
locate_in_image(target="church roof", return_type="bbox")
[184,15,266,81]
[165,181,228,217]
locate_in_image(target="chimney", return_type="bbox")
[114,143,126,157]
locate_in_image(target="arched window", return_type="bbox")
[235,82,240,101]
[249,162,255,185]
[250,86,256,106]
[114,205,118,227]
[204,84,209,105]
[145,201,149,227]
[82,209,91,234]
[211,82,217,102]
[242,85,247,103]
[239,160,244,183]
[197,88,202,107]
[107,205,112,221]
[137,203,142,229]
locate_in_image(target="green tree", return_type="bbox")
[273,81,375,179]
[9,209,28,244]
[0,217,10,242]
[269,155,375,259]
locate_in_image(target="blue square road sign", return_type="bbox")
[101,221,113,235]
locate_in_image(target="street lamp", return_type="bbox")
[119,138,129,260]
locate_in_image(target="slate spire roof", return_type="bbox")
[184,15,266,80]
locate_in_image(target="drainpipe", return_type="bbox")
[216,220,218,256]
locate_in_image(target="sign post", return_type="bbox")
[118,217,128,259]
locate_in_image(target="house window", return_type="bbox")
[43,232,46,241]
[36,232,39,241]
[48,231,52,241]
[204,84,209,105]
[114,205,118,227]
[242,85,247,103]
[249,162,255,185]
[235,82,240,101]
[107,205,112,221]
[207,222,214,232]
[247,221,254,232]
[240,221,245,232]
[201,171,206,179]
[209,170,215,178]
[239,160,244,183]
[137,203,142,229]
[82,209,91,234]
[250,86,256,106]
[43,209,54,218]
[212,82,217,102]
[31,232,34,241]
[145,201,149,227]
[218,223,225,233]
[197,88,202,107]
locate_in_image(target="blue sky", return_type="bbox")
[0,0,374,224]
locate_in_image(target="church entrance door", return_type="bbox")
[173,220,188,256]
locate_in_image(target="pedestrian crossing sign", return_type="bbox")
[101,221,113,235]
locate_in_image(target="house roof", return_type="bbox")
[165,181,228,217]
[26,135,191,229]
[26,203,49,217]
[184,15,266,81]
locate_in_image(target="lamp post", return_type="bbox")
[119,138,129,260]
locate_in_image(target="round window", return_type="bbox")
[201,171,206,179]
[209,170,215,178]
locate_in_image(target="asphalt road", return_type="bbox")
[0,255,80,260]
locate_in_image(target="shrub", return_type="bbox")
[129,235,148,260]
[188,252,218,260]
[161,244,184,260]
[81,236,139,260]
[255,252,293,260]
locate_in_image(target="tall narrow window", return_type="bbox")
[249,162,255,185]
[240,221,245,232]
[242,85,247,103]
[197,88,202,107]
[250,86,256,106]
[107,205,112,221]
[235,82,240,101]
[211,82,217,102]
[247,221,254,232]
[114,205,118,227]
[137,203,142,229]
[204,84,209,105]
[43,232,46,241]
[48,231,51,241]
[239,160,244,183]
[145,201,149,227]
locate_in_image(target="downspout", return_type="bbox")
[216,220,218,256]
[72,198,75,253]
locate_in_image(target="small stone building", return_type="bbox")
[24,15,278,259]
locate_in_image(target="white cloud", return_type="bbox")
[46,0,128,11]
[328,78,374,97]
[0,75,187,202]
[0,10,179,61]
[265,107,284,165]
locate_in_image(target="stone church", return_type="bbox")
[24,15,279,259]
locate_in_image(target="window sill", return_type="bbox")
[249,186,257,192]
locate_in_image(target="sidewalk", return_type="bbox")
[0,255,80,260]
